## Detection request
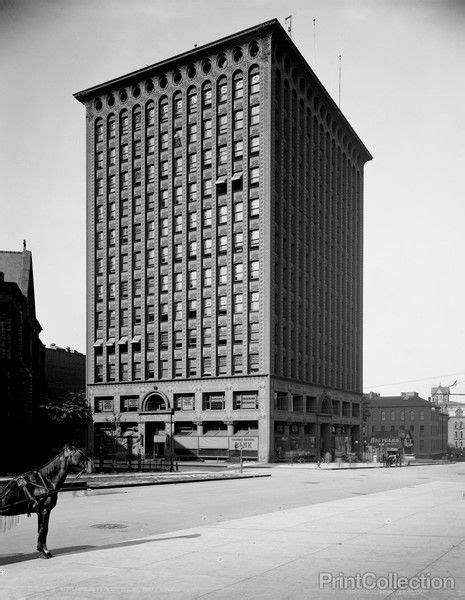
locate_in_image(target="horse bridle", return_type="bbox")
[69,447,93,479]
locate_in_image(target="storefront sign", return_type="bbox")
[229,437,258,451]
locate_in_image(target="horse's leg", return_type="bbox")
[37,507,45,556]
[37,506,52,558]
[41,509,53,558]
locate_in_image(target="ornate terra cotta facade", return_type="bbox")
[74,19,371,462]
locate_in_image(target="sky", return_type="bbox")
[1,0,464,400]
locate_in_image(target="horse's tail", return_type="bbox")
[0,515,20,533]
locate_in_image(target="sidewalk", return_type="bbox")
[1,469,271,491]
[1,479,464,598]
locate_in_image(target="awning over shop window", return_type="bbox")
[118,336,128,345]
[105,338,115,346]
[231,172,243,181]
[215,176,227,185]
[93,339,103,347]
[131,335,141,344]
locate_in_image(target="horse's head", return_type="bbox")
[63,444,93,474]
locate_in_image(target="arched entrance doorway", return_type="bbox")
[142,393,170,458]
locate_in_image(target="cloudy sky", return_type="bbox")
[1,0,464,399]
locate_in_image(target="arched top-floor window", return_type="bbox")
[173,91,183,119]
[233,71,243,100]
[107,114,115,139]
[95,118,103,142]
[217,76,227,104]
[145,101,155,127]
[249,65,260,96]
[119,110,128,135]
[187,86,197,114]
[159,96,168,123]
[133,105,141,131]
[202,81,212,108]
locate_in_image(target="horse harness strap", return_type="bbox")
[5,473,56,516]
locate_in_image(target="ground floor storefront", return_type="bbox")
[88,376,363,463]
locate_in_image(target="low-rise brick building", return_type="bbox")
[364,392,448,458]
[45,344,85,398]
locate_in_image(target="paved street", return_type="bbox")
[1,463,465,598]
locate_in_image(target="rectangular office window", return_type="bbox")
[188,298,197,319]
[249,321,259,343]
[233,323,243,344]
[188,153,197,173]
[147,136,155,155]
[174,272,183,291]
[202,356,212,376]
[217,114,228,135]
[218,295,227,315]
[218,265,227,285]
[234,263,243,282]
[203,327,212,346]
[250,166,260,186]
[249,229,260,248]
[250,260,259,280]
[234,232,243,251]
[250,197,259,218]
[146,304,155,323]
[218,145,227,165]
[174,214,183,233]
[250,135,260,155]
[121,144,129,162]
[188,182,197,202]
[160,160,168,178]
[203,118,212,139]
[215,320,227,343]
[234,110,243,130]
[120,395,139,412]
[234,293,243,313]
[233,354,243,374]
[234,392,258,410]
[250,105,260,126]
[202,148,212,168]
[203,268,212,287]
[189,270,197,289]
[189,240,197,258]
[94,396,113,412]
[203,179,212,197]
[120,172,128,190]
[188,329,197,347]
[174,156,182,176]
[203,238,212,256]
[203,392,225,410]
[250,291,259,312]
[160,273,169,293]
[249,353,259,373]
[203,297,212,316]
[218,235,227,253]
[233,202,243,222]
[188,358,197,376]
[233,140,243,160]
[174,301,183,321]
[174,394,195,411]
[217,355,227,375]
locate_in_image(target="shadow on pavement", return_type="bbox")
[0,533,201,566]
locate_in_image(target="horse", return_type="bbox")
[0,444,91,559]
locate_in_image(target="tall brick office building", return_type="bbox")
[75,19,371,462]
